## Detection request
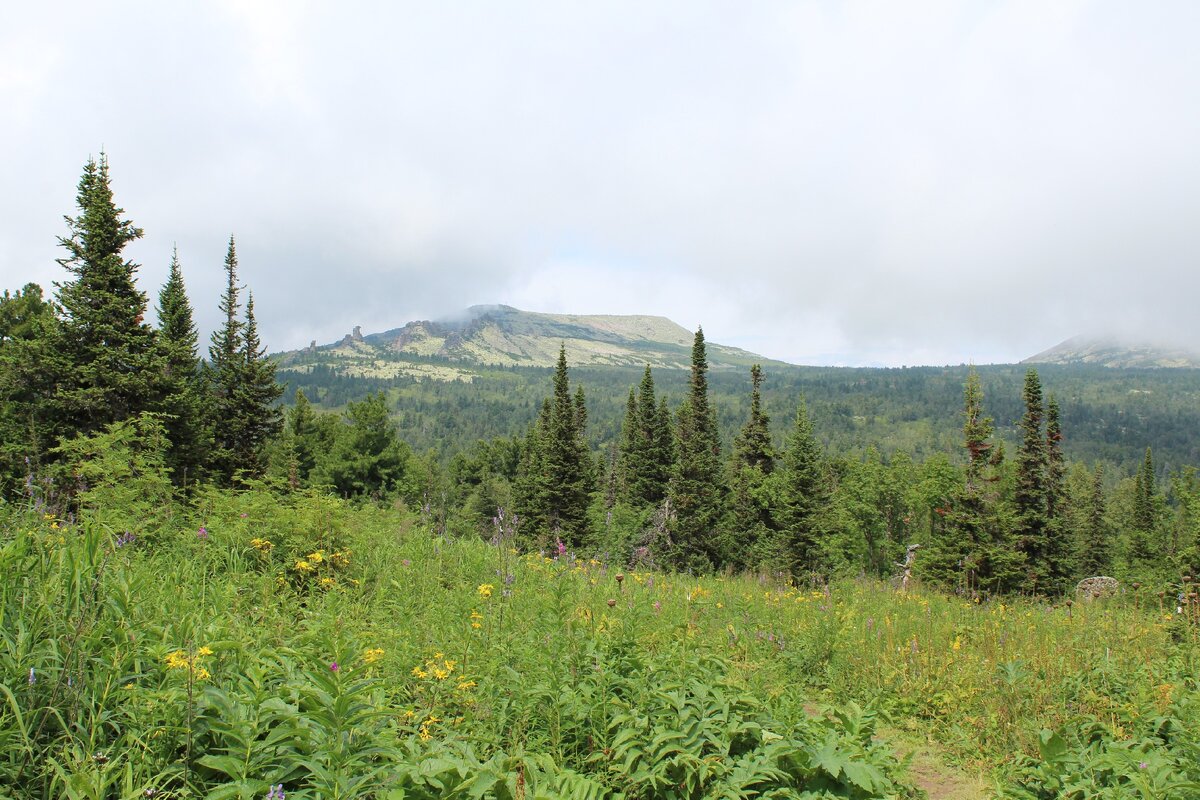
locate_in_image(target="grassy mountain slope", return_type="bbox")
[1024,335,1200,368]
[277,305,784,380]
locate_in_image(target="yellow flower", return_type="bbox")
[411,666,429,679]
[478,584,494,599]
[331,551,350,567]
[294,560,314,573]
[431,665,450,680]
[363,648,385,664]
[471,622,482,629]
[197,646,214,657]
[951,637,961,651]
[308,551,325,563]
[165,650,190,670]
[470,610,483,620]
[250,538,272,552]
[457,680,477,691]
[319,577,337,589]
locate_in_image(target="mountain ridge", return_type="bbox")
[277,305,789,381]
[1022,335,1200,369]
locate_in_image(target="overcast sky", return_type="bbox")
[2,1,1198,367]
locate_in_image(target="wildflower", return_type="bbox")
[478,583,494,599]
[266,785,286,800]
[607,598,616,608]
[411,666,429,679]
[197,646,213,657]
[653,601,662,612]
[294,560,314,573]
[363,648,385,664]
[402,559,412,567]
[1139,761,1148,770]
[457,680,476,691]
[308,551,325,564]
[197,526,208,539]
[319,577,337,589]
[329,662,339,672]
[28,667,35,685]
[331,551,349,567]
[250,537,272,552]
[116,532,136,548]
[239,512,248,518]
[951,637,961,651]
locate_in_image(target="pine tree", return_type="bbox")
[669,328,725,572]
[617,366,674,508]
[206,238,281,483]
[726,364,776,569]
[207,237,244,482]
[1078,465,1111,577]
[514,347,592,548]
[53,153,162,437]
[732,364,774,474]
[1014,368,1054,593]
[234,292,284,475]
[315,392,411,498]
[0,284,60,491]
[1128,447,1158,571]
[775,398,829,581]
[1040,395,1072,592]
[155,247,208,487]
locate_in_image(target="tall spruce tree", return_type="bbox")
[1128,447,1158,571]
[617,365,673,508]
[206,238,281,483]
[235,292,284,476]
[1014,368,1058,593]
[732,364,774,474]
[155,247,208,487]
[1040,395,1072,592]
[669,328,725,572]
[514,348,591,548]
[726,364,776,569]
[207,236,244,483]
[1078,465,1111,577]
[775,398,828,581]
[53,153,162,437]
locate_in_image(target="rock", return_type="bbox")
[1076,576,1119,601]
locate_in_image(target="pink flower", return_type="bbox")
[329,662,339,672]
[196,527,208,540]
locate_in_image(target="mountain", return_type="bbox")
[276,305,786,381]
[1023,336,1200,369]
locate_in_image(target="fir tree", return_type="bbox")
[53,153,162,437]
[1014,368,1061,594]
[234,292,284,475]
[726,364,776,569]
[1078,465,1111,577]
[315,392,411,498]
[155,247,208,487]
[0,284,60,490]
[617,366,674,508]
[1128,447,1158,571]
[775,398,829,581]
[732,364,774,474]
[514,348,591,548]
[1040,395,1073,592]
[206,238,282,483]
[669,328,725,572]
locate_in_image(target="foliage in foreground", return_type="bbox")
[3,482,1200,798]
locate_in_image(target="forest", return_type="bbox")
[3,156,1200,798]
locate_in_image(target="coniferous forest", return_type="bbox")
[4,157,1200,798]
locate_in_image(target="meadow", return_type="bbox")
[3,486,1200,799]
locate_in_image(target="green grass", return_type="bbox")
[3,490,1200,798]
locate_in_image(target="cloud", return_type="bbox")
[1,1,1198,366]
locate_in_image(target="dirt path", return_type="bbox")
[879,727,993,800]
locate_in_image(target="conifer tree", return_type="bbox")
[1078,465,1111,577]
[775,398,829,581]
[617,366,673,508]
[1040,395,1073,592]
[1128,447,1158,571]
[206,238,281,483]
[155,247,208,487]
[235,292,284,475]
[53,153,162,437]
[1014,368,1059,593]
[669,328,725,572]
[726,364,776,568]
[732,364,774,474]
[514,348,591,548]
[0,284,59,489]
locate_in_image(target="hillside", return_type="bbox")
[277,305,784,380]
[1024,335,1200,368]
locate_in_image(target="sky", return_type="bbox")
[2,1,1198,367]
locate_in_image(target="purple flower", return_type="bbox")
[329,662,339,672]
[239,512,248,518]
[1139,761,1148,770]
[116,532,136,548]
[197,526,208,540]
[402,559,411,567]
[555,538,567,557]
[266,785,285,800]
[653,601,662,612]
